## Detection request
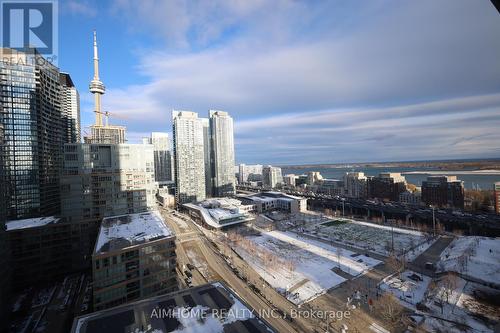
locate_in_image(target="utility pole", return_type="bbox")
[342,198,345,217]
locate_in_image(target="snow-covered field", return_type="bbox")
[304,219,435,258]
[379,270,431,307]
[230,230,381,305]
[423,275,498,333]
[438,237,500,286]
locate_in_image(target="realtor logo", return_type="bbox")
[1,0,57,59]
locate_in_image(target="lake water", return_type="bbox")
[281,166,500,190]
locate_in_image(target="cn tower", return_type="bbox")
[89,30,105,126]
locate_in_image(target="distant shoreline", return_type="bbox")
[278,158,500,171]
[402,170,500,175]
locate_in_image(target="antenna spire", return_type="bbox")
[89,30,105,126]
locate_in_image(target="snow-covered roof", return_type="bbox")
[244,191,305,202]
[71,282,275,333]
[247,196,276,203]
[6,216,60,231]
[208,208,243,221]
[183,203,252,229]
[94,211,174,254]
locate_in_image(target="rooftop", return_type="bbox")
[249,191,305,201]
[209,208,245,222]
[6,216,60,231]
[94,211,174,255]
[71,282,275,333]
[183,201,253,229]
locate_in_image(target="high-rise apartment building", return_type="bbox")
[92,211,177,311]
[87,31,126,144]
[494,182,500,214]
[209,110,236,197]
[238,164,248,184]
[283,174,298,186]
[238,164,263,184]
[202,118,213,197]
[262,166,283,188]
[306,171,323,186]
[0,48,66,219]
[61,143,157,259]
[172,111,206,204]
[343,172,367,198]
[368,172,407,202]
[6,216,91,289]
[146,132,173,183]
[421,175,464,209]
[60,72,81,143]
[0,122,11,330]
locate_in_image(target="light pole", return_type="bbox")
[341,198,345,217]
[431,205,436,236]
[391,219,394,253]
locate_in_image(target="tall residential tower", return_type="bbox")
[0,48,66,219]
[172,111,206,204]
[60,72,81,143]
[209,110,236,197]
[148,132,173,183]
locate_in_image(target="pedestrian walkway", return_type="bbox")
[410,235,454,275]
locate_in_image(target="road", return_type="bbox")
[159,207,301,333]
[159,206,437,333]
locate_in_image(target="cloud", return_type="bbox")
[233,94,500,163]
[86,0,500,163]
[109,0,330,48]
[62,0,97,17]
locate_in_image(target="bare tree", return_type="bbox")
[386,254,405,278]
[336,247,343,268]
[374,292,407,329]
[441,273,458,304]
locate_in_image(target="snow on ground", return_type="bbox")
[379,270,431,307]
[304,219,435,258]
[457,282,500,325]
[230,230,381,305]
[405,237,436,261]
[423,275,496,333]
[172,215,189,231]
[421,317,473,333]
[438,237,500,286]
[349,220,423,236]
[186,248,210,278]
[267,231,380,276]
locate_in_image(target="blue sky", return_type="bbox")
[58,0,500,165]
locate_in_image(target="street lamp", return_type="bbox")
[391,219,394,253]
[431,205,436,236]
[341,198,345,217]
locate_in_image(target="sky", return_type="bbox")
[57,0,500,165]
